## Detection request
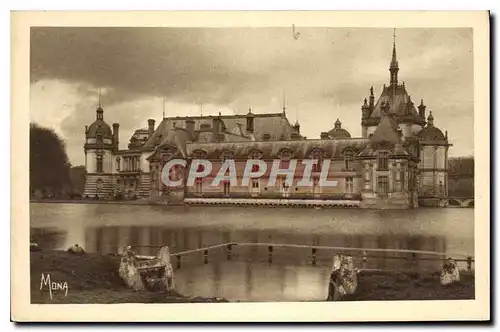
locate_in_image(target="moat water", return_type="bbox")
[30,203,474,302]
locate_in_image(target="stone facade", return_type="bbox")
[83,38,450,209]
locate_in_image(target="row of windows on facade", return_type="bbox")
[189,177,355,195]
[186,176,414,196]
[94,150,392,174]
[94,155,141,173]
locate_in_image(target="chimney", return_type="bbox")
[200,123,211,131]
[320,132,330,140]
[185,119,195,139]
[147,119,155,137]
[112,123,119,150]
[418,99,427,119]
[212,116,226,139]
[246,107,254,133]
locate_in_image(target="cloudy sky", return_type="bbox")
[30,27,473,166]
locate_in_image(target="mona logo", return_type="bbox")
[40,273,69,300]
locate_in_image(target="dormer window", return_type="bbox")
[310,149,323,172]
[221,151,234,162]
[249,150,263,160]
[278,148,293,169]
[344,149,355,171]
[192,149,207,159]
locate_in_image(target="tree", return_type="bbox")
[30,123,72,197]
[69,165,86,194]
[448,156,474,198]
[448,156,474,177]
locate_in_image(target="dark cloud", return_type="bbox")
[30,27,474,164]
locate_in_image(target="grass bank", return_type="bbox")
[30,250,226,303]
[31,250,474,303]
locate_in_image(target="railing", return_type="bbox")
[184,192,362,201]
[133,242,475,272]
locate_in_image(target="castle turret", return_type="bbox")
[369,86,375,109]
[83,99,115,198]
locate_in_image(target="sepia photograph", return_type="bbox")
[11,10,490,322]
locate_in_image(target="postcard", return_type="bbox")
[11,10,490,322]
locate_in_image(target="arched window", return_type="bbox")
[116,157,121,171]
[310,149,323,172]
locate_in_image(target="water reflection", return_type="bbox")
[175,261,333,302]
[30,203,474,302]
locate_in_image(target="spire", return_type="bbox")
[334,118,341,129]
[369,85,375,108]
[427,111,434,126]
[282,89,286,114]
[162,96,166,119]
[96,88,103,120]
[389,28,399,87]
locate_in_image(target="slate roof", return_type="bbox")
[142,112,298,151]
[370,85,420,119]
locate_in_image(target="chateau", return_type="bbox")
[83,39,451,208]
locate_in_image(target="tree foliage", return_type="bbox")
[448,156,474,198]
[69,165,86,194]
[448,156,474,177]
[30,123,72,197]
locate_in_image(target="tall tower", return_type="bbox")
[83,92,115,198]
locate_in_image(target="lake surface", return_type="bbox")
[30,203,474,302]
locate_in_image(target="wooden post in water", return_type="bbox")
[312,247,317,266]
[204,250,208,264]
[467,256,472,271]
[411,252,417,269]
[227,244,232,261]
[268,245,273,264]
[362,250,367,269]
[176,255,181,269]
